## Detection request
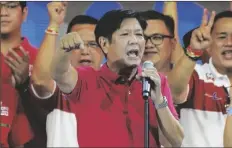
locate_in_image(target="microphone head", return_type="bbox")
[142,61,154,69]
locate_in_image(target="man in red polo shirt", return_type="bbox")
[1,1,37,147]
[46,9,183,147]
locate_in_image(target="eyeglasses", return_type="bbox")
[84,41,99,49]
[0,2,20,10]
[144,34,174,46]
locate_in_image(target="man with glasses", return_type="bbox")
[139,10,180,147]
[1,1,38,147]
[67,15,103,69]
[140,10,177,75]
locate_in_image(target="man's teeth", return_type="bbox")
[128,52,136,57]
[223,51,232,55]
[127,50,138,57]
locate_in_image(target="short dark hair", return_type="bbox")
[66,15,98,33]
[211,10,232,31]
[95,9,147,50]
[19,1,27,9]
[139,10,175,36]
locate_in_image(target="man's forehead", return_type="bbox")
[1,1,19,4]
[213,18,232,33]
[71,24,96,32]
[145,19,169,35]
[119,18,141,28]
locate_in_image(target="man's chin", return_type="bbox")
[79,62,93,67]
[0,30,10,37]
[125,61,140,68]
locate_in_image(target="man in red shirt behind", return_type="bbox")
[1,1,37,147]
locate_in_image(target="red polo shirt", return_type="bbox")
[59,64,176,147]
[28,63,178,147]
[0,37,37,147]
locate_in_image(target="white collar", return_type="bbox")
[208,58,230,88]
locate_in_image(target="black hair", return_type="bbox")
[211,10,232,32]
[182,27,198,48]
[19,1,27,9]
[95,9,147,51]
[139,10,175,36]
[66,15,98,33]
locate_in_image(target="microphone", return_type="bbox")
[142,61,154,99]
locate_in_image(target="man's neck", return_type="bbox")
[213,61,232,84]
[107,61,138,81]
[1,32,22,55]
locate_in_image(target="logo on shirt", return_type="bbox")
[204,92,222,100]
[0,101,9,116]
[206,73,215,81]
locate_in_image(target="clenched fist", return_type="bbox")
[47,2,67,26]
[190,9,216,51]
[60,32,84,53]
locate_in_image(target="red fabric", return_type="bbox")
[61,64,177,147]
[0,83,18,147]
[0,37,37,147]
[178,70,228,113]
[28,64,177,147]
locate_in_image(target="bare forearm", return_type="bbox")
[51,48,78,94]
[153,96,184,147]
[167,54,195,103]
[156,107,184,147]
[163,2,178,41]
[51,48,71,80]
[224,104,232,147]
[31,24,59,93]
[163,2,185,66]
[32,23,59,82]
[224,115,232,147]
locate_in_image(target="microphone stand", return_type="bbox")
[144,95,149,148]
[143,80,150,148]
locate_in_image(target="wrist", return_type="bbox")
[48,21,60,28]
[16,76,30,92]
[154,96,168,110]
[185,46,203,61]
[46,23,59,36]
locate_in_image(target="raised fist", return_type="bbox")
[47,2,67,26]
[60,32,84,53]
[190,9,216,51]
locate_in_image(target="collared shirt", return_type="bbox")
[178,58,230,147]
[44,63,177,147]
[0,37,37,147]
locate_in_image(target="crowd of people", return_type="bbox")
[1,1,232,147]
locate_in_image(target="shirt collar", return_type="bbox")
[100,63,142,84]
[209,58,227,78]
[21,37,31,48]
[209,58,230,88]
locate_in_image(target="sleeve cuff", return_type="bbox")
[30,80,57,99]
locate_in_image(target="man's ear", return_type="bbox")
[99,36,110,55]
[22,7,28,22]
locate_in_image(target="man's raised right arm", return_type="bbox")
[167,9,216,104]
[50,32,84,94]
